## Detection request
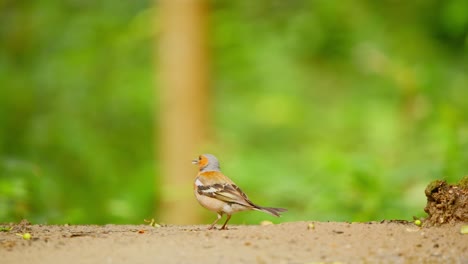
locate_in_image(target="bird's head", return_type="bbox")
[192,154,221,172]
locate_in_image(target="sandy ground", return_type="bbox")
[1,221,467,264]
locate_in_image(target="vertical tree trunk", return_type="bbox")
[158,0,210,224]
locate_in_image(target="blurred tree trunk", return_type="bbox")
[158,0,210,224]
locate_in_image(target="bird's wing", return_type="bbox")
[197,183,253,208]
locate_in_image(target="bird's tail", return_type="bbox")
[254,206,287,217]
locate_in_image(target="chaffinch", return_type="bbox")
[192,154,287,230]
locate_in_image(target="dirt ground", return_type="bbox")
[424,177,468,226]
[1,221,467,264]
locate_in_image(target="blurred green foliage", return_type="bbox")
[1,0,467,224]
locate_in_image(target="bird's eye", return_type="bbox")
[199,156,202,160]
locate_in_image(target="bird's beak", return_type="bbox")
[192,159,199,165]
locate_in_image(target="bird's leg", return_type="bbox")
[220,214,232,230]
[208,213,223,230]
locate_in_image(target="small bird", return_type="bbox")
[192,154,287,230]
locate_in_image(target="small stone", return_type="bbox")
[260,221,273,226]
[461,225,468,234]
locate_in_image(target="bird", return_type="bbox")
[192,154,287,230]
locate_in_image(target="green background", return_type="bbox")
[1,0,467,224]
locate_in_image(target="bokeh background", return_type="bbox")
[1,0,467,225]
